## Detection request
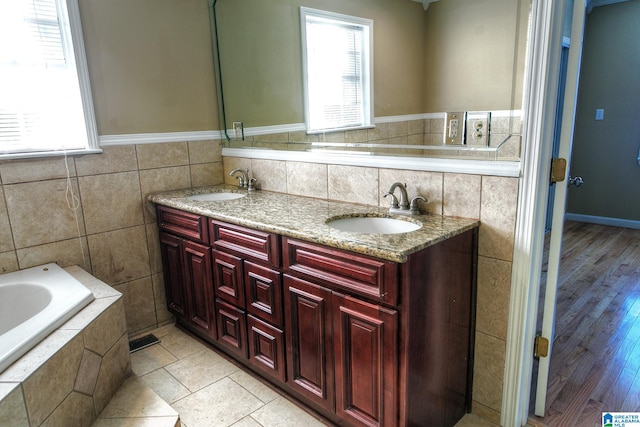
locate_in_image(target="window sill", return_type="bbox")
[0,148,103,161]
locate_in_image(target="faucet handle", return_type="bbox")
[247,177,257,192]
[383,192,399,209]
[409,196,427,213]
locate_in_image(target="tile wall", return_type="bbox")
[227,116,521,160]
[0,140,224,337]
[223,156,519,423]
[0,139,518,423]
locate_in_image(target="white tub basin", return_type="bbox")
[326,216,421,234]
[187,192,246,202]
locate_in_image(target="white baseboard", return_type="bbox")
[565,213,640,229]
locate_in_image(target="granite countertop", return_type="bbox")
[148,185,479,263]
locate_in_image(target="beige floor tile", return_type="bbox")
[165,349,238,392]
[231,416,263,427]
[158,328,208,360]
[93,416,179,427]
[141,368,191,404]
[99,376,177,419]
[131,344,178,376]
[172,377,263,427]
[249,396,330,427]
[229,370,280,404]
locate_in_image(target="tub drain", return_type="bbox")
[129,334,160,353]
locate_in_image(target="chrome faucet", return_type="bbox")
[384,182,427,215]
[230,168,249,188]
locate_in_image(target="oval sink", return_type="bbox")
[187,192,246,202]
[326,216,421,234]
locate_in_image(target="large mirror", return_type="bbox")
[212,0,531,161]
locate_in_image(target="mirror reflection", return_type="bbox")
[212,0,530,161]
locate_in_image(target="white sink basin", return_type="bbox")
[326,216,421,235]
[187,192,246,202]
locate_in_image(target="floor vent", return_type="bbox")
[129,334,160,353]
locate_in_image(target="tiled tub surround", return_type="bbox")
[148,185,479,262]
[226,115,522,160]
[0,140,224,337]
[0,265,131,427]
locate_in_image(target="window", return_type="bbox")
[301,8,373,133]
[0,0,98,159]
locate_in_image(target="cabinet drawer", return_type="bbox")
[213,250,245,308]
[215,299,247,359]
[157,206,208,244]
[283,238,398,305]
[210,220,280,267]
[245,261,283,328]
[247,315,286,383]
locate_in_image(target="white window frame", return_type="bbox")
[300,7,374,134]
[0,0,99,160]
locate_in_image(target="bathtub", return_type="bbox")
[0,263,94,373]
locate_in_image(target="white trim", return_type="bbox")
[222,147,521,177]
[374,113,442,122]
[0,148,103,160]
[66,0,99,152]
[565,213,640,229]
[501,0,566,425]
[99,130,223,146]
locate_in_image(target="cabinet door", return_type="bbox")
[212,249,245,308]
[183,240,215,338]
[159,232,187,318]
[245,261,283,327]
[333,293,398,427]
[284,275,334,411]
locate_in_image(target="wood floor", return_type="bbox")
[529,221,640,426]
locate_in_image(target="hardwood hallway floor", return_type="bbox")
[529,221,640,426]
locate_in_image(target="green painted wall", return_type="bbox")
[566,1,640,221]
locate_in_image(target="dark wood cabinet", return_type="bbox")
[248,314,286,383]
[157,205,477,427]
[284,275,335,412]
[333,293,398,427]
[158,228,215,340]
[212,249,245,307]
[245,261,283,328]
[215,298,247,358]
[159,232,187,318]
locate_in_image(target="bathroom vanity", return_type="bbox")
[150,186,479,427]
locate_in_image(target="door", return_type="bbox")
[534,0,587,415]
[284,275,335,411]
[183,239,215,337]
[159,232,187,318]
[333,292,397,427]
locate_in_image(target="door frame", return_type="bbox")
[501,0,573,425]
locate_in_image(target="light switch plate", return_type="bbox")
[466,112,491,147]
[444,112,465,145]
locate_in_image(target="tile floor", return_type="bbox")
[128,323,496,427]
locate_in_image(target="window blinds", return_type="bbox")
[0,0,89,155]
[303,11,371,132]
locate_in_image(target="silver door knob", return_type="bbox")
[568,176,584,187]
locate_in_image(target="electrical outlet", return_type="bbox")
[444,112,465,145]
[232,121,244,139]
[466,112,491,147]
